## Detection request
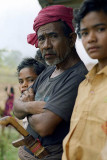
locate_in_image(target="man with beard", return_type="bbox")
[13,5,88,160]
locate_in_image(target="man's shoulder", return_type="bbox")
[73,61,87,70]
[33,66,55,89]
[40,66,55,77]
[44,66,55,72]
[68,61,88,77]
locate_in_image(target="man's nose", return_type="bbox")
[43,38,52,49]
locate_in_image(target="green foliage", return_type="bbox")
[0,134,7,159]
[0,48,22,160]
[0,127,20,160]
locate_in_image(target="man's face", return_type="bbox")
[37,21,71,66]
[80,11,107,61]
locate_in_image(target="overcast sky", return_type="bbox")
[0,0,97,65]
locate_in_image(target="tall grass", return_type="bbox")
[0,126,20,160]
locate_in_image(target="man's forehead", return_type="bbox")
[37,21,62,35]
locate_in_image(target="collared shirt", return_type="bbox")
[62,64,107,160]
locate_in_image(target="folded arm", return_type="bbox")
[13,88,63,137]
[13,88,46,119]
[13,99,46,119]
[28,109,62,137]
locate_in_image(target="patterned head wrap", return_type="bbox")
[27,5,74,48]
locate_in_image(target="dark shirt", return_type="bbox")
[27,61,88,146]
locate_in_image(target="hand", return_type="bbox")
[20,88,35,102]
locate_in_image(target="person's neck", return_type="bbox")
[56,48,81,70]
[97,59,107,72]
[51,51,81,78]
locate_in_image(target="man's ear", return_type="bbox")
[69,32,77,48]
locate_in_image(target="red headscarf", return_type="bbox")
[27,5,74,48]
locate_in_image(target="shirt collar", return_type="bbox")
[86,63,107,82]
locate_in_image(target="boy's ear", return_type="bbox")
[69,32,77,48]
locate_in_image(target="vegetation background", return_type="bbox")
[0,128,20,160]
[0,49,22,160]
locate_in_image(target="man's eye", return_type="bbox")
[38,36,45,42]
[49,33,58,39]
[51,34,57,38]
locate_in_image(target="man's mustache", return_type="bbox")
[42,50,56,58]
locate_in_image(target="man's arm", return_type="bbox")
[13,89,63,137]
[28,110,62,137]
[13,88,46,119]
[14,98,62,137]
[13,99,46,119]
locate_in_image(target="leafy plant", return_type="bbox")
[0,127,19,160]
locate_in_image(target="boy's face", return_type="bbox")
[18,67,37,93]
[80,11,107,61]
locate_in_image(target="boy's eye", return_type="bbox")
[19,80,23,84]
[28,79,35,83]
[80,31,88,37]
[97,27,106,32]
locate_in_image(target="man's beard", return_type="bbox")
[45,57,64,66]
[42,49,70,66]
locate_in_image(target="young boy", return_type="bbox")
[17,57,46,128]
[17,57,46,160]
[62,0,107,159]
[17,57,46,94]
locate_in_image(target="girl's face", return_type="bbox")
[18,67,37,93]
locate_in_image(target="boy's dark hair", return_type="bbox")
[74,0,107,37]
[17,57,46,76]
[35,49,48,67]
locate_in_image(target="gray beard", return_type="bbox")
[45,57,64,66]
[46,50,71,66]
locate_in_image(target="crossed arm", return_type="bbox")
[13,88,62,137]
